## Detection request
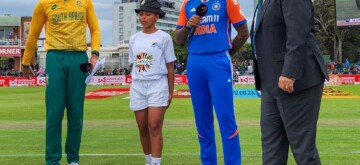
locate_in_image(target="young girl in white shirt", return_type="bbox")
[128,0,176,164]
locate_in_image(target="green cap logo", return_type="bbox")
[51,4,57,10]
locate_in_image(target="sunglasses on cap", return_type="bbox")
[79,62,92,73]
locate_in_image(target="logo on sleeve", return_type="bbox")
[51,4,58,10]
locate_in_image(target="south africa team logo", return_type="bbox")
[51,4,57,10]
[76,0,82,7]
[135,52,153,72]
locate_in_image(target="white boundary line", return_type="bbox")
[1,152,360,157]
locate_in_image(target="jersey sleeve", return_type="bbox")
[128,37,134,64]
[86,0,101,52]
[226,0,247,27]
[163,34,177,63]
[22,1,46,66]
[176,0,189,29]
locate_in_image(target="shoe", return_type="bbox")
[68,163,79,165]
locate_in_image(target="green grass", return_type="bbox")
[0,85,359,165]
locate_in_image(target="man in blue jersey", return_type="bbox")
[174,0,249,164]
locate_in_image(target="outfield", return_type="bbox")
[0,85,359,165]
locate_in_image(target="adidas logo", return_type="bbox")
[227,79,231,82]
[190,8,196,12]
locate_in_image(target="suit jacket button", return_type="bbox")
[258,56,262,60]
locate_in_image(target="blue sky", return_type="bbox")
[0,0,254,46]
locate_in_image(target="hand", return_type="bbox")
[166,94,173,109]
[186,15,202,29]
[22,67,35,80]
[89,54,99,71]
[278,76,295,93]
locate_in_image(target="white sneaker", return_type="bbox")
[68,163,79,165]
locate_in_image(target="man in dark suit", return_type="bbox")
[250,0,328,164]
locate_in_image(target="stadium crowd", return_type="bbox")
[326,60,360,75]
[1,60,360,77]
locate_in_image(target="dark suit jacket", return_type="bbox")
[250,0,328,96]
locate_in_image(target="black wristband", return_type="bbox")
[91,50,100,56]
[22,64,30,68]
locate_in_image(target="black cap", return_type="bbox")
[135,0,165,18]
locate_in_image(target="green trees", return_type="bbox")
[314,0,360,63]
[169,29,188,64]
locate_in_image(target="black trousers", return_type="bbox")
[261,83,324,165]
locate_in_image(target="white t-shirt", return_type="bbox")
[128,30,177,80]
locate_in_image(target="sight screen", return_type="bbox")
[336,0,360,27]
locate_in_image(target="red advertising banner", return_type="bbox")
[0,78,5,87]
[337,75,360,84]
[1,75,359,87]
[0,47,21,56]
[125,75,132,84]
[174,75,188,85]
[325,74,360,85]
[0,77,37,86]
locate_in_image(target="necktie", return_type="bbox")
[255,0,263,30]
[253,0,263,56]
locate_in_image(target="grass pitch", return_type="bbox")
[0,85,359,165]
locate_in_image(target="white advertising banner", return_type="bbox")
[237,75,255,85]
[88,76,126,86]
[37,77,46,86]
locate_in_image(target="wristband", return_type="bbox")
[22,64,30,68]
[91,50,100,56]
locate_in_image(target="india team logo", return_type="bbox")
[135,52,153,72]
[212,2,220,10]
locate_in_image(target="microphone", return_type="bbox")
[189,4,208,38]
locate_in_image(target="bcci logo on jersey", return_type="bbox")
[212,2,220,11]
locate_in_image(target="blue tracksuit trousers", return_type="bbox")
[186,51,241,165]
